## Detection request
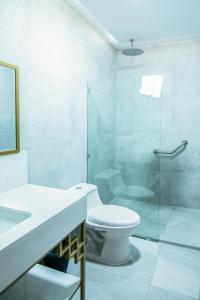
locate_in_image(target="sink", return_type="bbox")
[0,184,86,293]
[0,206,31,235]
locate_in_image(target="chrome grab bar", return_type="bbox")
[153,140,188,156]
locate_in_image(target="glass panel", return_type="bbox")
[87,75,161,240]
[158,45,200,249]
[87,80,115,184]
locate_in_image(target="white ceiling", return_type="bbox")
[67,0,200,49]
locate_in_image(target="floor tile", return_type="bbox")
[86,269,149,300]
[69,237,159,300]
[151,243,200,298]
[69,237,200,300]
[160,207,200,248]
[147,286,198,300]
[72,279,117,300]
[84,237,159,300]
[86,237,159,281]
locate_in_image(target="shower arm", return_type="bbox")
[153,140,188,156]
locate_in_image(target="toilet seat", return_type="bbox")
[88,205,140,228]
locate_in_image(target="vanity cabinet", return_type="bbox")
[0,184,87,299]
[54,222,86,300]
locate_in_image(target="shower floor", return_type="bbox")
[110,198,200,249]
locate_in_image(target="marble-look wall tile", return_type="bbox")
[20,71,85,144]
[0,0,115,188]
[115,133,161,166]
[87,133,115,183]
[172,96,200,134]
[0,151,28,192]
[88,86,115,135]
[23,136,87,188]
[170,171,200,208]
[159,170,172,205]
[174,56,200,97]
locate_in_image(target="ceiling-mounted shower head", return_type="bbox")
[122,39,144,56]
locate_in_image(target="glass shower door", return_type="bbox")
[87,76,161,241]
[114,74,161,241]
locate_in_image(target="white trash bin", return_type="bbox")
[1,264,80,300]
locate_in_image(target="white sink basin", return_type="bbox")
[0,207,31,235]
[0,184,86,294]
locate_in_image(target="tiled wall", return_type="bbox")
[0,151,28,192]
[0,0,115,188]
[87,80,115,183]
[115,40,200,208]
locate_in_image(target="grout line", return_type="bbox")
[133,234,200,251]
[159,239,200,251]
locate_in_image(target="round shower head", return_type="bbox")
[122,48,144,56]
[122,39,144,56]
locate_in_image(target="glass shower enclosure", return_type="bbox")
[87,42,200,250]
[87,75,161,241]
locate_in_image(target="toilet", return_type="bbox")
[95,169,155,204]
[72,183,140,265]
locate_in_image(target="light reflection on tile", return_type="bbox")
[151,243,200,298]
[147,286,197,300]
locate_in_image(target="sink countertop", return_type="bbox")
[0,184,87,293]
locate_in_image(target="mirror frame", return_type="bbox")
[0,61,20,155]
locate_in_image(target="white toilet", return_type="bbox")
[95,169,155,204]
[72,183,140,265]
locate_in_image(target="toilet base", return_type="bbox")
[87,232,133,265]
[102,235,132,265]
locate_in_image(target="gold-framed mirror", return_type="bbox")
[0,61,19,155]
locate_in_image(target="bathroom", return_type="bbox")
[0,0,200,299]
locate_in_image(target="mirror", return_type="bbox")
[0,61,19,155]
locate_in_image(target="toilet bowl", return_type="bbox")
[95,169,155,204]
[71,183,140,265]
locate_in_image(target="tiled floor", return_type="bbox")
[111,197,200,248]
[68,237,200,300]
[160,206,200,248]
[151,243,200,299]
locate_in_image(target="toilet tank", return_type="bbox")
[72,183,103,212]
[95,169,124,202]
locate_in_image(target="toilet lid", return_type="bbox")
[88,205,140,227]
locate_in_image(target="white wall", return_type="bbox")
[0,0,115,188]
[0,151,28,192]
